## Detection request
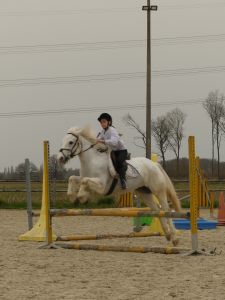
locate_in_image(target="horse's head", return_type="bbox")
[57,125,100,164]
[57,127,82,164]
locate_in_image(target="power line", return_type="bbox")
[0,40,146,55]
[153,66,225,77]
[0,66,225,88]
[0,72,145,87]
[0,99,205,119]
[1,33,225,55]
[153,33,225,46]
[0,2,224,17]
[163,1,225,10]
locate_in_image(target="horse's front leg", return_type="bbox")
[67,175,81,204]
[77,177,105,204]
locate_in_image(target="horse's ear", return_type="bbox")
[68,127,82,136]
[80,124,97,143]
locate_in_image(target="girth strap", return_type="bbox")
[105,178,118,196]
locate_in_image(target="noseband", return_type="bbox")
[59,132,95,160]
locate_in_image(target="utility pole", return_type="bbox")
[142,1,157,158]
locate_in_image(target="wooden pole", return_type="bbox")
[188,136,210,255]
[146,0,151,158]
[50,208,189,219]
[55,242,188,254]
[44,141,53,245]
[189,137,198,251]
[210,191,215,218]
[57,231,162,241]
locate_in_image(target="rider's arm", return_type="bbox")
[104,129,120,148]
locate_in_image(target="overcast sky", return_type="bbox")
[1,0,225,171]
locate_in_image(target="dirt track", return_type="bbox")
[1,209,225,300]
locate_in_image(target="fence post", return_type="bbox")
[44,141,53,245]
[25,159,33,230]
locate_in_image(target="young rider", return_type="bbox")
[97,113,128,189]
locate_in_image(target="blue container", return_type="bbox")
[173,218,218,230]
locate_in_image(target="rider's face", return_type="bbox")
[100,119,110,129]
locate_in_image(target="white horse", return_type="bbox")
[57,125,181,246]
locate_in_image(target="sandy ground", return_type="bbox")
[1,209,225,300]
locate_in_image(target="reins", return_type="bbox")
[59,132,96,160]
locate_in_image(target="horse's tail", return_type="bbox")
[157,163,181,212]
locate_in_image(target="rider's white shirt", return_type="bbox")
[98,127,126,151]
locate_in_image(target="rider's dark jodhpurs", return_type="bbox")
[112,150,128,183]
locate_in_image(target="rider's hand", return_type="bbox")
[97,139,105,144]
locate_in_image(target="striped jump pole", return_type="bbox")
[54,243,189,254]
[39,141,58,249]
[188,136,211,256]
[57,231,162,241]
[50,208,189,219]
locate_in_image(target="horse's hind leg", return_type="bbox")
[156,190,179,246]
[135,191,172,243]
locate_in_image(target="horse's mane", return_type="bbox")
[68,125,108,153]
[68,125,97,144]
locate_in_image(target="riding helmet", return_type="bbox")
[97,113,112,124]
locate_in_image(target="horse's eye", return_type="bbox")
[69,141,74,145]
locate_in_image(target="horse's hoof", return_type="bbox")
[165,234,171,241]
[172,238,180,246]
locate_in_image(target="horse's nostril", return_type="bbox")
[59,156,65,163]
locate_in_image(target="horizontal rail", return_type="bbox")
[0,189,67,193]
[0,179,67,183]
[176,189,225,192]
[2,188,225,193]
[55,242,189,254]
[50,208,189,219]
[1,179,225,183]
[32,207,151,218]
[57,231,162,241]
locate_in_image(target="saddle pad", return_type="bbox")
[108,155,140,178]
[126,162,140,178]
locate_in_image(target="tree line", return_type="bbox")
[0,155,79,181]
[123,90,225,179]
[1,90,225,180]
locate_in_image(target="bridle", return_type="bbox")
[59,132,95,160]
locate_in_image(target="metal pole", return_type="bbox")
[146,0,151,159]
[25,159,33,230]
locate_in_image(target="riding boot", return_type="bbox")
[119,175,127,190]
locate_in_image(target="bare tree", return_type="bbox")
[203,90,225,178]
[152,115,171,168]
[123,113,146,148]
[15,162,38,180]
[166,108,186,176]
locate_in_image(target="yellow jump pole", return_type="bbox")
[195,156,200,217]
[39,141,58,249]
[44,141,52,245]
[209,191,215,219]
[18,141,56,242]
[50,208,188,218]
[188,136,210,255]
[55,243,188,254]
